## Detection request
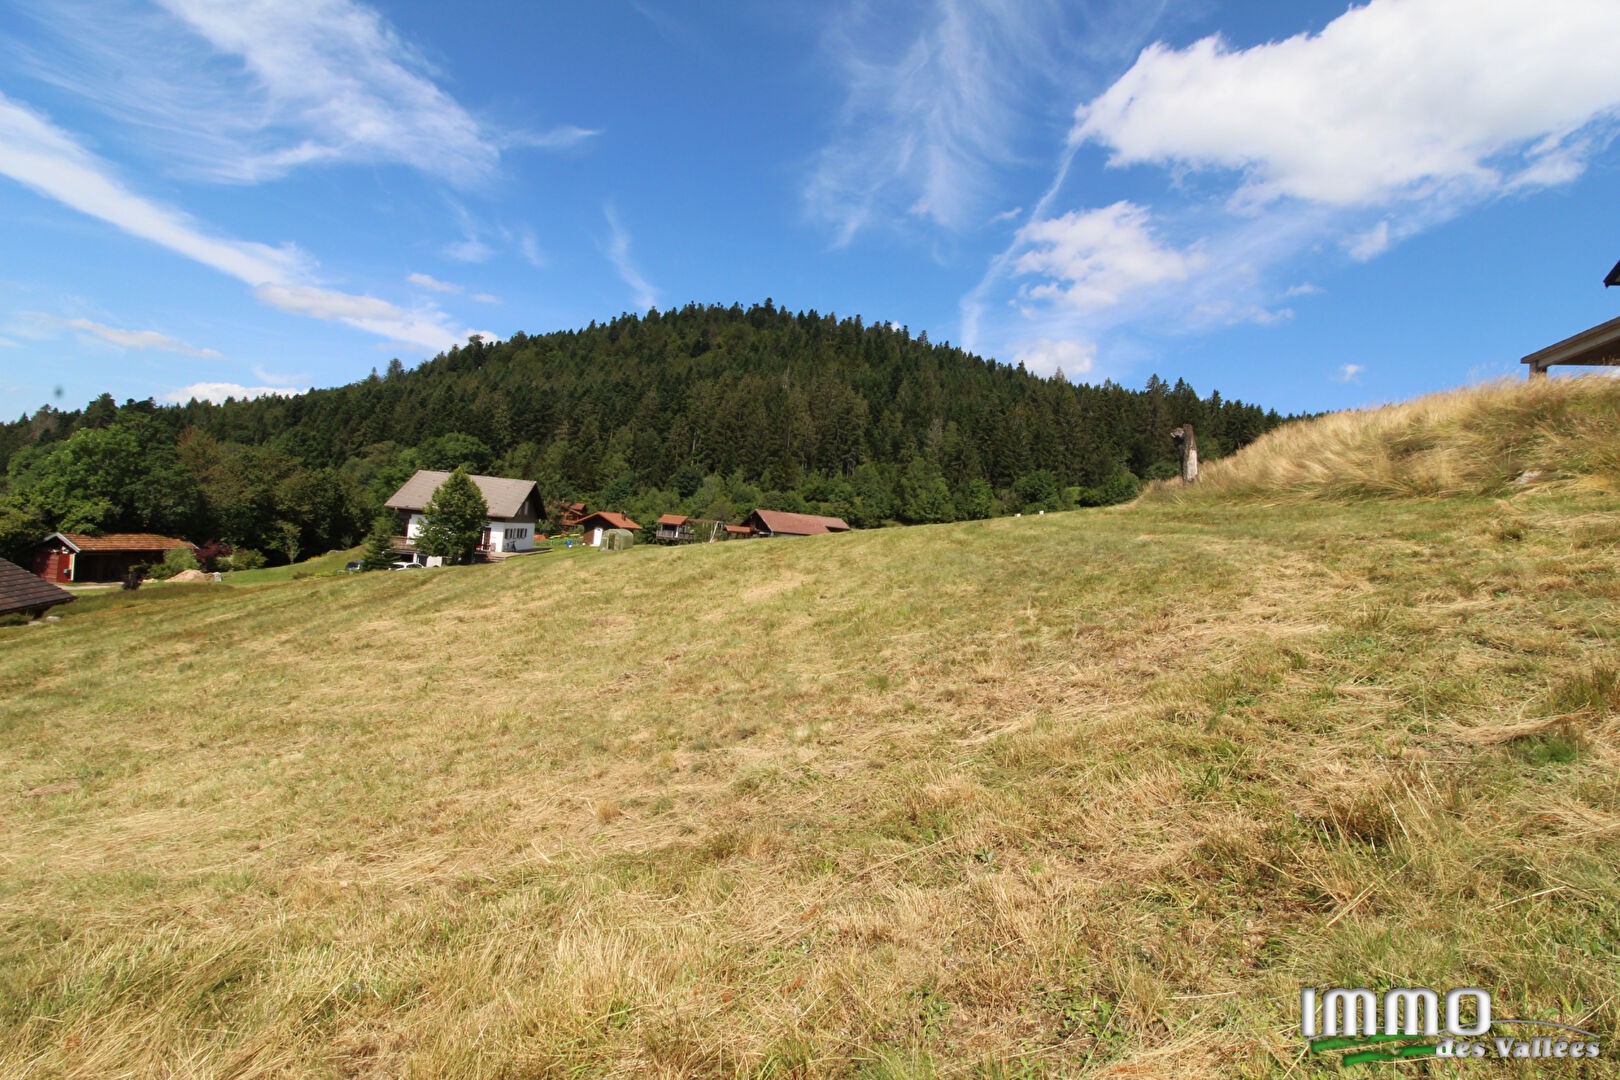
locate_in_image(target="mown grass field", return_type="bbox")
[2,380,1618,1077]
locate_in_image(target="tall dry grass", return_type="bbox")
[1153,375,1620,501]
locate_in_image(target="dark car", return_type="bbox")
[343,560,365,573]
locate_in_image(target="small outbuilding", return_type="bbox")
[743,509,852,538]
[34,532,194,584]
[575,511,642,547]
[654,514,696,544]
[1,557,75,618]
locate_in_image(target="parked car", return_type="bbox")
[389,560,423,570]
[343,560,364,573]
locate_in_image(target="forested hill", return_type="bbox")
[0,302,1289,564]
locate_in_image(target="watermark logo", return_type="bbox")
[1301,987,1602,1066]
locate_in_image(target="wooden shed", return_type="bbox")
[34,533,193,584]
[0,557,75,618]
[743,509,852,538]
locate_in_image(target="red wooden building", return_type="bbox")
[33,533,194,584]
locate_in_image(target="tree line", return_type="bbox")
[0,301,1291,565]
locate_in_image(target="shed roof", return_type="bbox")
[577,510,642,531]
[384,470,540,519]
[655,514,690,526]
[0,557,74,616]
[45,532,192,553]
[746,509,852,536]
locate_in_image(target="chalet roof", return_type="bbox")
[577,510,642,531]
[1606,259,1620,288]
[747,509,852,536]
[722,524,754,535]
[0,557,74,617]
[655,514,689,526]
[384,470,540,519]
[45,532,192,553]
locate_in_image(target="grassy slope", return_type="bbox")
[2,380,1618,1078]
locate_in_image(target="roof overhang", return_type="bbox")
[1606,260,1620,288]
[1521,313,1620,373]
[42,532,82,553]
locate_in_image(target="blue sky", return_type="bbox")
[3,0,1620,421]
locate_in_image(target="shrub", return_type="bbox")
[150,546,200,580]
[228,549,267,571]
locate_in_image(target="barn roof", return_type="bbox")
[577,510,642,531]
[384,471,540,519]
[746,509,852,536]
[655,514,689,526]
[0,557,74,617]
[45,532,192,553]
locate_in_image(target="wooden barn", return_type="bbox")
[34,533,194,584]
[0,557,75,618]
[743,509,851,538]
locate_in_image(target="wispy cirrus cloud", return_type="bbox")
[9,0,525,187]
[806,0,1061,244]
[28,314,222,358]
[0,92,470,352]
[603,204,659,311]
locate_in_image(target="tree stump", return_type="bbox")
[1172,424,1199,484]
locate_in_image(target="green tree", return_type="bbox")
[361,512,398,571]
[414,466,488,564]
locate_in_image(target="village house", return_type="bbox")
[1,556,75,618]
[33,532,194,583]
[743,509,852,537]
[384,471,543,557]
[574,510,641,547]
[654,514,696,544]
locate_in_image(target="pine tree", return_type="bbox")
[361,511,397,570]
[414,467,488,565]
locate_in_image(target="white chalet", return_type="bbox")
[384,470,544,556]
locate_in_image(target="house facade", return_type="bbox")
[384,471,543,555]
[654,514,696,543]
[33,533,194,583]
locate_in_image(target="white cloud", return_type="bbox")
[162,382,299,403]
[408,271,461,294]
[1012,337,1096,377]
[1336,363,1366,383]
[515,125,601,151]
[1282,282,1323,298]
[1347,220,1391,262]
[1013,201,1205,311]
[253,284,459,351]
[30,314,222,358]
[1074,0,1620,210]
[442,237,495,263]
[0,93,465,352]
[603,204,658,311]
[470,293,500,305]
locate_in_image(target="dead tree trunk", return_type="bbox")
[1172,424,1199,484]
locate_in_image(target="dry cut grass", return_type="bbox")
[1152,375,1620,501]
[2,385,1619,1077]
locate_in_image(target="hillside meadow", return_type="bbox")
[2,379,1618,1077]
